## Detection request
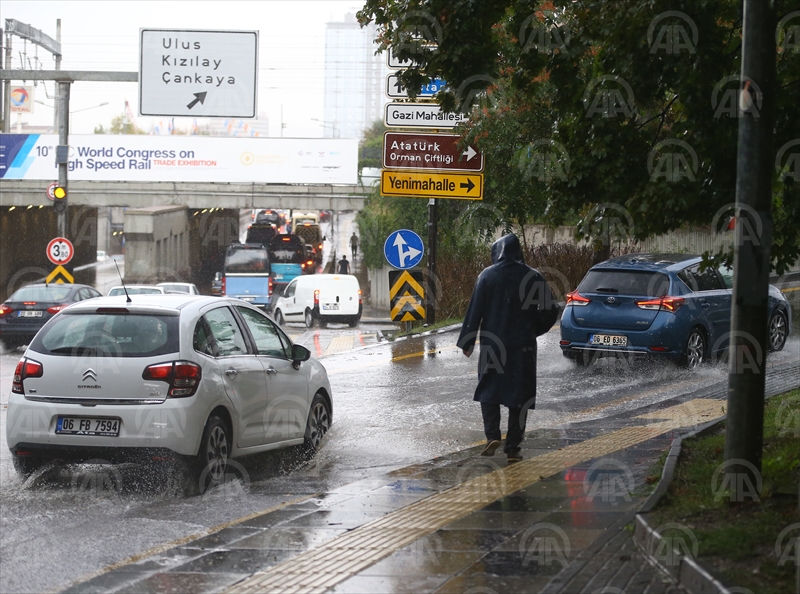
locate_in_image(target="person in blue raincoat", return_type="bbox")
[457,234,560,462]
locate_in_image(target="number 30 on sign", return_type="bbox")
[46,237,74,265]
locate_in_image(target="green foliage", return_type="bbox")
[94,114,147,135]
[359,119,388,170]
[358,0,800,272]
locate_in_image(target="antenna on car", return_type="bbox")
[113,260,132,303]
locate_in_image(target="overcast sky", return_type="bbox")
[3,1,367,135]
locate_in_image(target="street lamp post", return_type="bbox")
[311,118,339,138]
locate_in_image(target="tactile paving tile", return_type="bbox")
[226,398,725,593]
[323,335,355,356]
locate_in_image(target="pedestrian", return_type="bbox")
[337,254,350,275]
[350,232,359,259]
[457,234,560,463]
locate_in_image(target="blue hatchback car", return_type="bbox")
[560,254,791,367]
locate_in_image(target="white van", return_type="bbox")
[273,274,361,328]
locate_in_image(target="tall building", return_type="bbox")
[323,14,386,140]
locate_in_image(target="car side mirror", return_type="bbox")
[291,344,311,364]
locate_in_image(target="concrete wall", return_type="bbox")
[123,205,191,283]
[367,263,394,310]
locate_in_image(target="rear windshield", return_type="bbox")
[246,226,276,246]
[577,270,670,297]
[158,284,190,293]
[225,247,270,274]
[9,286,72,302]
[109,287,162,296]
[29,313,180,357]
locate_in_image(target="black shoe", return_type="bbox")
[506,450,523,463]
[480,440,501,456]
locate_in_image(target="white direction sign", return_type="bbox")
[384,102,469,129]
[139,29,258,118]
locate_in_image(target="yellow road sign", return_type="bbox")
[389,270,425,322]
[381,170,483,200]
[46,265,74,284]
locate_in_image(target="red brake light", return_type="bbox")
[358,289,362,305]
[314,289,320,306]
[221,276,226,295]
[318,244,323,250]
[636,296,685,313]
[142,361,201,397]
[566,291,590,306]
[268,277,273,296]
[23,302,37,306]
[0,304,12,316]
[47,304,67,314]
[282,237,290,241]
[12,357,43,394]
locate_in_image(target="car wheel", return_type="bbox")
[304,308,315,328]
[319,319,328,329]
[274,309,284,326]
[301,393,331,457]
[768,309,788,352]
[196,416,230,493]
[347,317,359,328]
[12,455,47,476]
[682,327,706,369]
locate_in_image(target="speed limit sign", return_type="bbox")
[46,237,74,265]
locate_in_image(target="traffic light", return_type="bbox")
[53,186,67,213]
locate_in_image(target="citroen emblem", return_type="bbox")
[82,368,97,381]
[606,296,616,304]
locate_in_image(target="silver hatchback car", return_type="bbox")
[7,295,333,492]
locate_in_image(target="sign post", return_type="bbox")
[139,29,258,118]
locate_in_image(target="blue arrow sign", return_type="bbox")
[386,74,446,99]
[384,229,425,270]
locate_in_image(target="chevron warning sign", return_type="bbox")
[46,265,74,284]
[389,270,425,322]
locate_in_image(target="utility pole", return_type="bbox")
[56,81,70,238]
[426,197,437,325]
[2,30,10,133]
[53,19,61,132]
[724,0,776,496]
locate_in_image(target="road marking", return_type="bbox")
[227,399,724,593]
[62,494,316,591]
[324,335,354,356]
[781,286,799,293]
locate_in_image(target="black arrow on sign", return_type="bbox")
[187,92,207,110]
[460,178,476,192]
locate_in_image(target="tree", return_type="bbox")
[94,114,147,135]
[359,119,388,170]
[358,0,800,272]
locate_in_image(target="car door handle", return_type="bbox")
[701,302,711,310]
[265,366,277,375]
[225,367,238,377]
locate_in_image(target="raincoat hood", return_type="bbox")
[491,234,524,265]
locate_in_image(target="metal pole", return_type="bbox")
[57,81,70,238]
[3,32,11,133]
[724,0,776,494]
[426,197,438,325]
[53,19,61,132]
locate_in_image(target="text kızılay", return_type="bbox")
[159,37,235,86]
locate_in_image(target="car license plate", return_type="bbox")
[275,274,284,279]
[19,310,42,317]
[322,304,339,311]
[241,296,255,301]
[590,334,628,347]
[56,417,120,437]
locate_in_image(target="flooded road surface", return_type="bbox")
[1,292,798,592]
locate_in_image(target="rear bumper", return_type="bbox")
[11,442,178,463]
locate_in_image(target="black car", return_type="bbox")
[0,283,102,350]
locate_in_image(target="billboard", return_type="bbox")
[0,134,358,184]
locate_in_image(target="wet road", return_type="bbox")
[0,292,798,593]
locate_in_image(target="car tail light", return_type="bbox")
[318,244,323,251]
[306,259,314,267]
[23,301,37,306]
[0,304,12,316]
[636,296,685,313]
[649,346,668,351]
[142,361,202,398]
[314,289,320,307]
[301,263,306,269]
[221,277,226,295]
[268,277,273,296]
[12,357,43,394]
[566,291,590,306]
[47,304,67,314]
[358,289,362,305]
[559,340,570,345]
